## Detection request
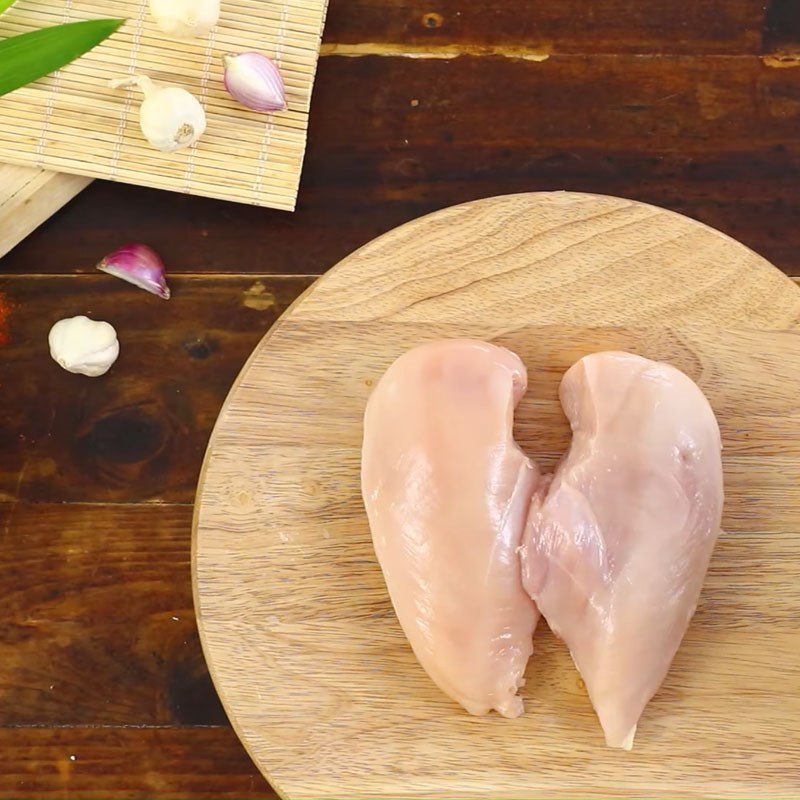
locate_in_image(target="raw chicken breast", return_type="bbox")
[362,340,540,717]
[521,351,723,748]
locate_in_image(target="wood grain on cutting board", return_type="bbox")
[0,165,90,260]
[193,193,800,798]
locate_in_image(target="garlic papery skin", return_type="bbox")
[97,243,171,299]
[48,316,119,377]
[149,0,219,38]
[223,52,286,112]
[110,75,206,152]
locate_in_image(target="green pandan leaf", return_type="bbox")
[0,18,124,97]
[0,0,19,16]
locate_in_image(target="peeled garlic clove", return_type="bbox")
[149,0,219,38]
[110,74,206,152]
[223,52,286,112]
[48,316,119,377]
[97,243,171,300]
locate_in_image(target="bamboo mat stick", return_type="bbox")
[0,165,92,260]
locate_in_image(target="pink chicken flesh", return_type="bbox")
[361,339,540,717]
[521,351,724,749]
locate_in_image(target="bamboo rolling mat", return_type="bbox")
[0,0,328,210]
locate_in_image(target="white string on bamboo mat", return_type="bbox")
[35,0,72,166]
[183,27,217,194]
[109,0,148,181]
[252,2,289,204]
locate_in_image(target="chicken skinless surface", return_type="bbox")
[521,351,724,749]
[362,343,723,747]
[361,340,541,717]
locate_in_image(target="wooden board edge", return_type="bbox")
[0,166,92,261]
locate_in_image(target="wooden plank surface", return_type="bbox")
[324,0,769,54]
[0,727,273,799]
[2,53,799,276]
[0,275,312,504]
[0,0,774,252]
[0,275,799,795]
[2,273,799,723]
[2,1,800,797]
[0,0,771,249]
[0,502,219,726]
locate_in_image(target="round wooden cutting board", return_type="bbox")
[193,192,800,799]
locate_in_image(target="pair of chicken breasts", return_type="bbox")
[361,340,723,749]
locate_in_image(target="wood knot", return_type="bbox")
[395,157,425,179]
[183,336,217,360]
[422,11,443,28]
[77,407,165,465]
[234,489,252,507]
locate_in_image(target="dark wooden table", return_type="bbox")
[1,1,799,796]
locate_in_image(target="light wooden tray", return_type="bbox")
[0,0,327,210]
[0,165,90,258]
[194,192,800,798]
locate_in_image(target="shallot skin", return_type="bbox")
[223,52,286,112]
[97,243,171,299]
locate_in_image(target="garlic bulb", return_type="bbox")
[49,316,119,377]
[110,75,206,152]
[223,52,286,112]
[149,0,219,38]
